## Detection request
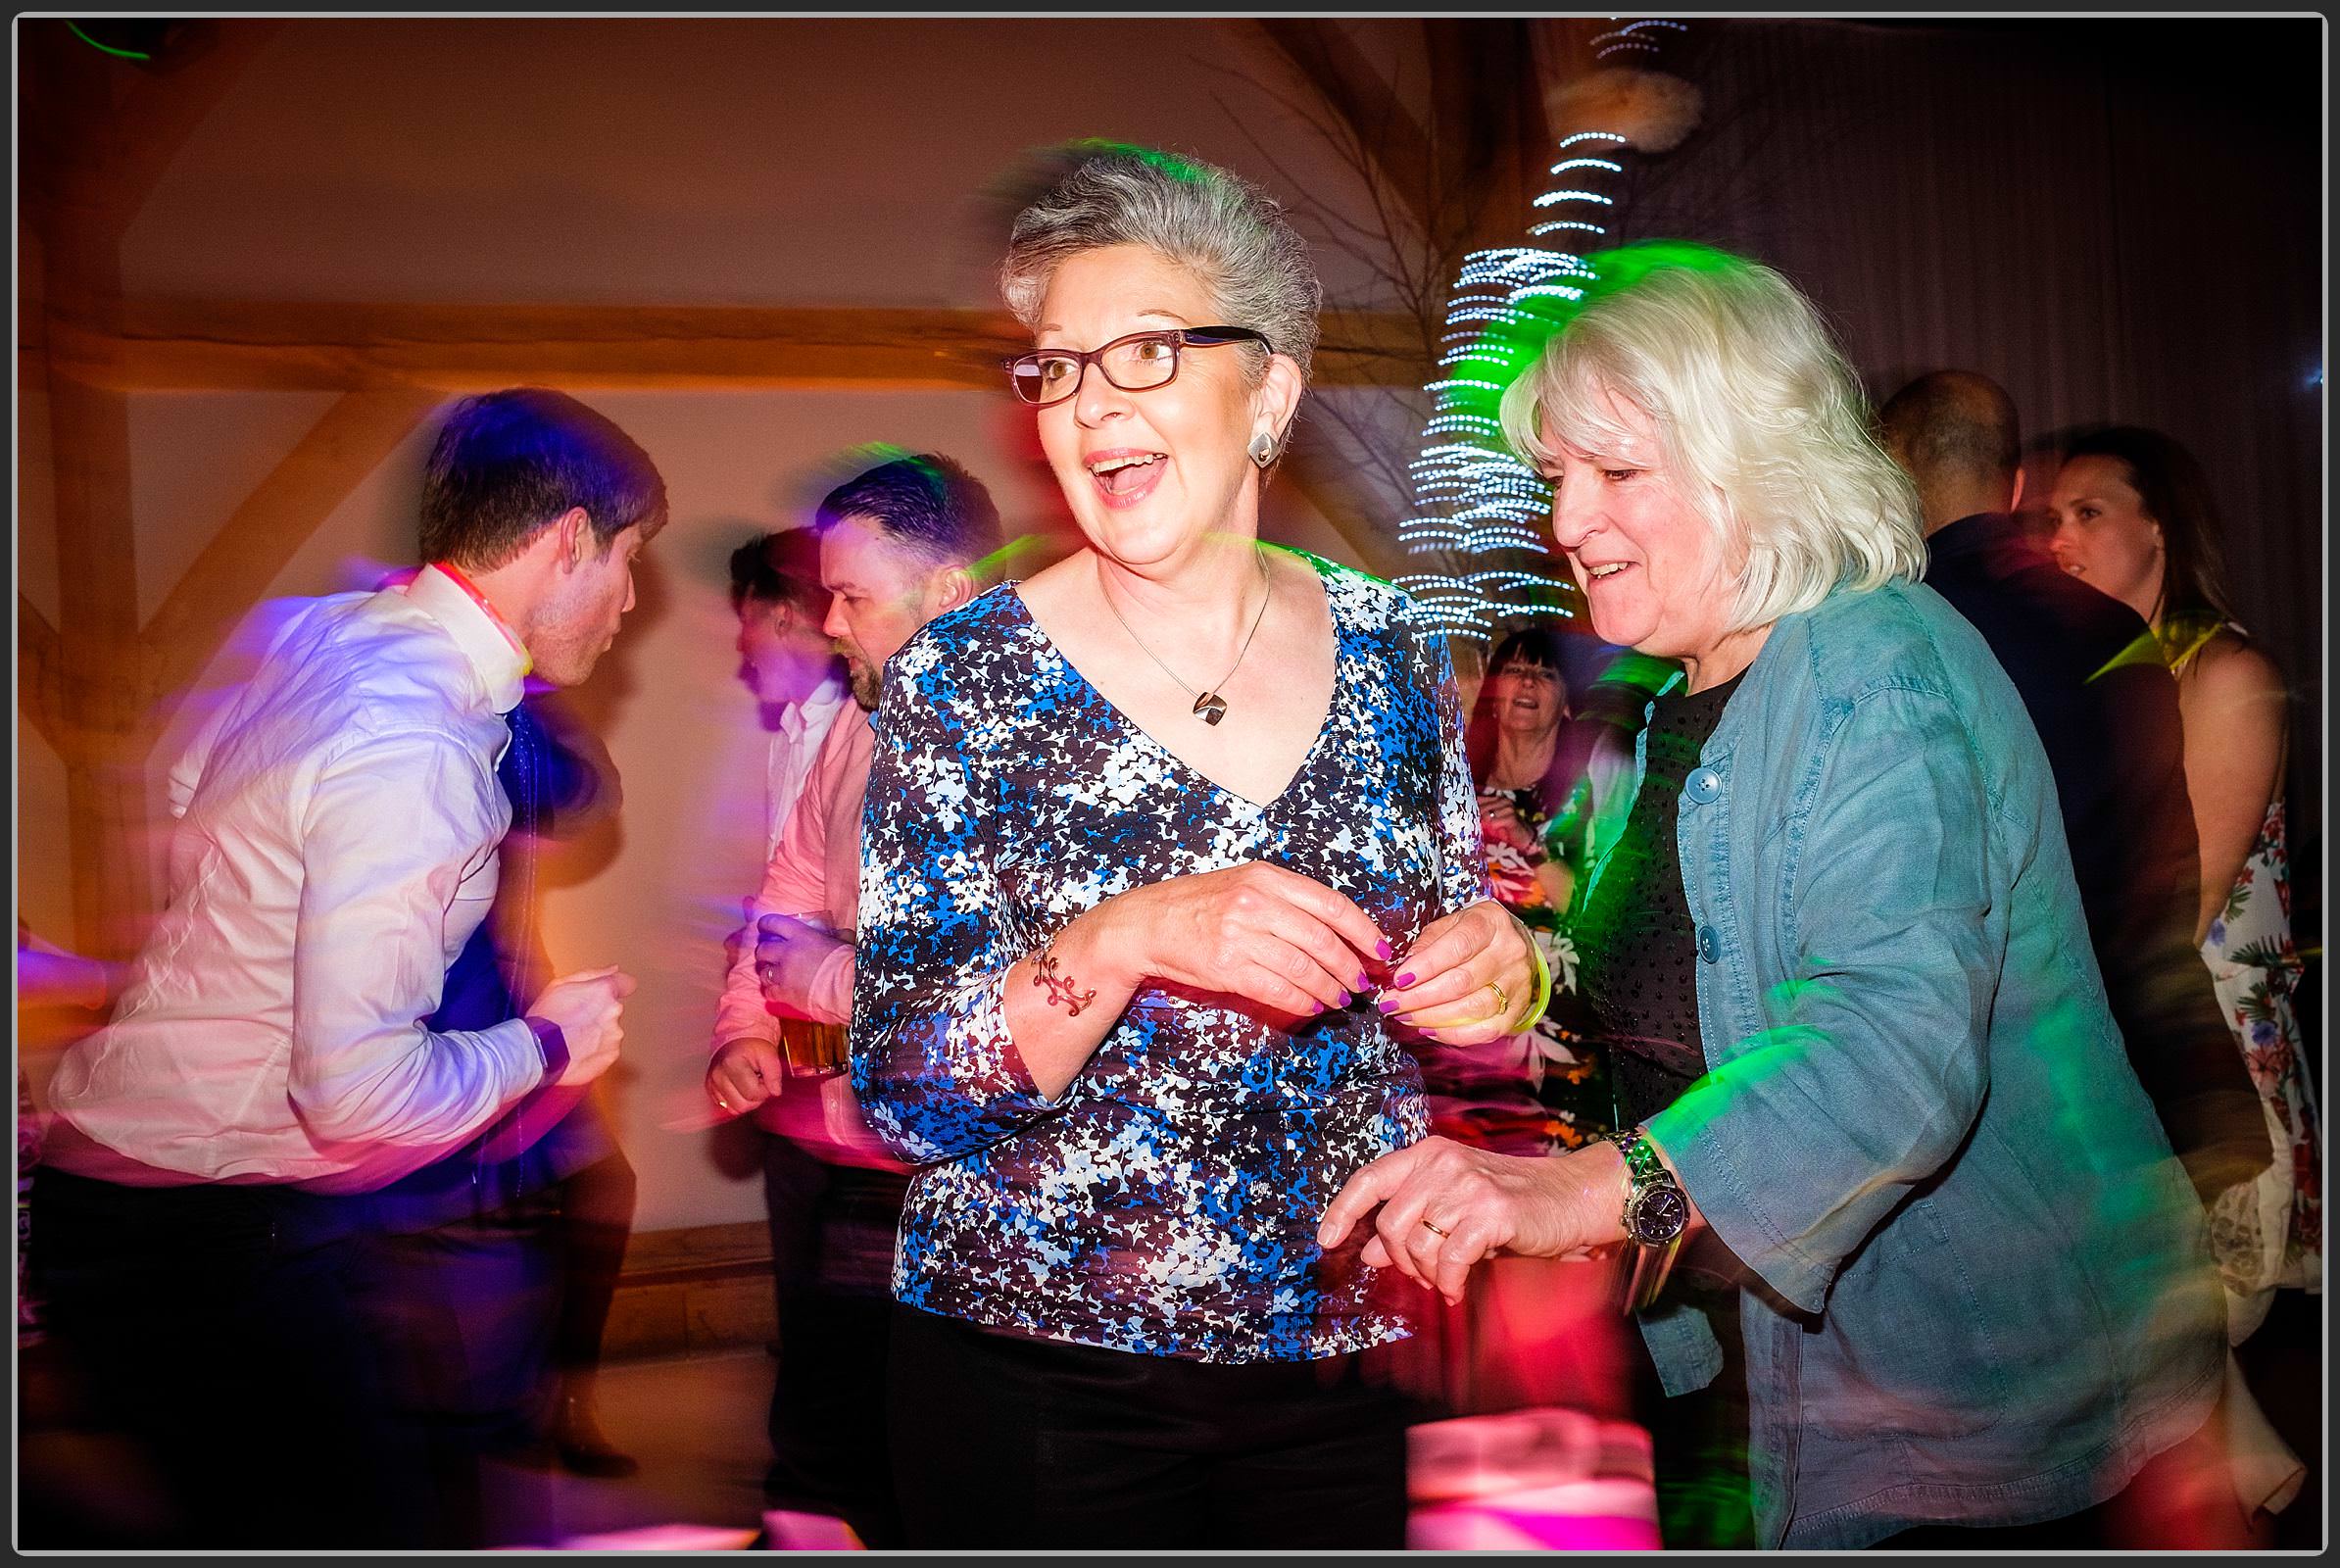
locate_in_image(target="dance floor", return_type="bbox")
[492,1348,1666,1551]
[493,1346,777,1549]
[25,1304,2318,1549]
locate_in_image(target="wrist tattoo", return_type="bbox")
[1031,945,1097,1017]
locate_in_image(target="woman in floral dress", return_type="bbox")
[2049,428,2319,1337]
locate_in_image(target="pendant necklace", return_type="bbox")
[1100,548,1271,726]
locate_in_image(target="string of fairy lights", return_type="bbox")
[1593,17,1685,59]
[1396,20,1687,644]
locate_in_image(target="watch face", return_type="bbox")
[1628,1183,1689,1245]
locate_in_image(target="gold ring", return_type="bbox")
[1489,980,1509,1018]
[1420,1217,1451,1240]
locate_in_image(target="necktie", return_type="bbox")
[425,703,548,1033]
[390,699,565,1219]
[494,702,545,1008]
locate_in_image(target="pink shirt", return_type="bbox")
[713,702,874,1042]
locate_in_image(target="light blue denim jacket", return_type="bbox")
[1593,580,2222,1548]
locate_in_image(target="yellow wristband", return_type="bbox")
[1510,928,1553,1031]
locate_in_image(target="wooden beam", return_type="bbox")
[47,302,1432,392]
[1255,21,1559,265]
[1279,439,1399,582]
[1536,18,1609,91]
[44,374,151,953]
[141,385,449,704]
[1255,21,1437,238]
[22,18,289,951]
[103,23,291,224]
[1422,20,1558,261]
[1422,22,1505,245]
[19,594,65,750]
[47,302,1019,392]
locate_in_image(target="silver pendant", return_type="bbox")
[1193,691,1228,725]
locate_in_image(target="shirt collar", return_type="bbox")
[406,563,532,714]
[1926,513,2061,580]
[777,671,850,739]
[807,669,849,709]
[1926,512,2008,561]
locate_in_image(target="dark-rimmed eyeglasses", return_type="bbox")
[1005,326,1273,407]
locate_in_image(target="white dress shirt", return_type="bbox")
[46,565,550,1195]
[764,672,849,858]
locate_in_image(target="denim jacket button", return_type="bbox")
[1685,767,1722,805]
[1696,924,1722,963]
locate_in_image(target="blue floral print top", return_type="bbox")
[850,553,1486,1363]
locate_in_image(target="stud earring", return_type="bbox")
[1247,430,1278,468]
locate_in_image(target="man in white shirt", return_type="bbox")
[730,523,852,847]
[33,388,664,1548]
[703,453,1000,1549]
[730,526,851,851]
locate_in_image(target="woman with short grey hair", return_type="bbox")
[851,140,1543,1547]
[996,140,1324,404]
[1320,242,2229,1547]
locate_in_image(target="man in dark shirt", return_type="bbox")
[1880,370,2267,1206]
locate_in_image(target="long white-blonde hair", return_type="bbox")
[1498,242,1924,634]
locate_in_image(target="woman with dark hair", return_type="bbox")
[1465,629,1572,905]
[1372,625,1621,1427]
[2049,428,2320,1337]
[1453,627,1608,1152]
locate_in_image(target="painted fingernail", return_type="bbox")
[1338,990,1353,1007]
[1355,970,1371,990]
[1311,999,1326,1014]
[1376,939,1393,960]
[1394,972,1416,989]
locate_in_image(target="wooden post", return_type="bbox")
[21,19,286,955]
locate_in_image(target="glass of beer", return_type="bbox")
[758,910,850,1077]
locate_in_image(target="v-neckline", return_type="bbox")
[1009,552,1344,814]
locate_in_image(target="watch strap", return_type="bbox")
[1609,1125,1670,1188]
[522,1014,569,1085]
[1607,1126,1684,1313]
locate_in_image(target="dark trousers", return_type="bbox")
[28,1167,438,1548]
[365,1203,562,1547]
[552,1150,636,1379]
[760,1134,906,1547]
[362,1151,635,1547]
[887,1304,1411,1550]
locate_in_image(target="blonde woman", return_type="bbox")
[1323,243,2227,1548]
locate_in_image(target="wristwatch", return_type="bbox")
[522,1014,570,1084]
[1607,1125,1687,1312]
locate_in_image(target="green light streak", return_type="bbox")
[67,22,152,61]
